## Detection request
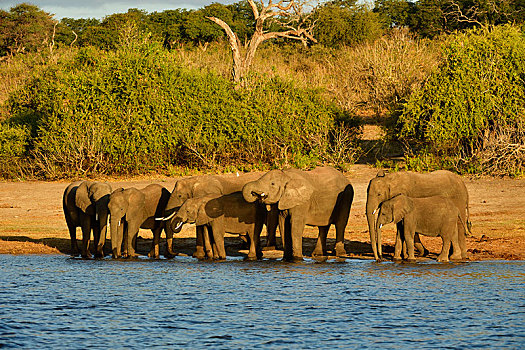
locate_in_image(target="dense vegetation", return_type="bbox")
[0,1,524,178]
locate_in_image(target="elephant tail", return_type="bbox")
[458,213,471,238]
[465,205,472,237]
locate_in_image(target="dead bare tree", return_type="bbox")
[207,0,317,83]
[444,0,524,30]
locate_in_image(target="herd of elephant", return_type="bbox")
[63,166,471,262]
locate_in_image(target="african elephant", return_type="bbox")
[366,170,470,261]
[173,192,266,260]
[376,195,467,262]
[62,181,111,258]
[159,173,278,259]
[108,184,170,259]
[242,166,354,261]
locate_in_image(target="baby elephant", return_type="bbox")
[173,192,265,260]
[376,195,466,262]
[108,184,170,259]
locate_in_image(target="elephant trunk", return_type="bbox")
[366,201,381,261]
[242,182,258,203]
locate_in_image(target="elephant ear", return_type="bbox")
[392,195,414,223]
[90,182,111,202]
[75,181,93,214]
[278,178,314,210]
[195,197,220,226]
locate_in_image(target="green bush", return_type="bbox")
[6,40,353,178]
[397,25,525,175]
[0,123,29,178]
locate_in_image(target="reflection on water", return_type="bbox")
[0,256,523,349]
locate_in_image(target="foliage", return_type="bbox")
[0,3,56,56]
[3,37,356,178]
[375,0,525,38]
[314,2,385,48]
[397,25,525,175]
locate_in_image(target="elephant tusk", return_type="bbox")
[156,211,177,221]
[118,221,121,227]
[96,213,98,221]
[379,224,383,229]
[175,221,184,231]
[261,192,266,197]
[373,208,378,215]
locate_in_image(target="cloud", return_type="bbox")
[0,0,238,19]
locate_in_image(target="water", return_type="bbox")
[0,256,523,349]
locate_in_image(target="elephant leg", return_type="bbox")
[404,224,417,262]
[125,222,139,258]
[80,214,92,258]
[92,222,103,258]
[290,215,306,261]
[193,226,206,260]
[164,224,175,258]
[203,226,213,260]
[97,217,108,258]
[279,214,293,261]
[393,222,403,261]
[246,230,257,261]
[66,221,80,256]
[253,212,264,259]
[312,225,328,257]
[210,222,226,260]
[148,227,162,259]
[437,235,451,262]
[334,187,352,257]
[457,215,467,259]
[264,205,278,250]
[449,224,462,261]
[414,233,429,257]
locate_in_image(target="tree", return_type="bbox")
[314,1,384,48]
[207,0,317,83]
[0,3,56,57]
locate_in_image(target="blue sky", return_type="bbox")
[0,1,239,19]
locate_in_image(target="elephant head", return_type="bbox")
[75,181,111,256]
[108,188,145,258]
[376,195,414,231]
[242,169,313,210]
[171,196,222,230]
[366,171,394,260]
[161,176,223,231]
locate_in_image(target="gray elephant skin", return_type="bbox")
[366,170,470,261]
[377,195,467,262]
[108,184,170,259]
[161,173,278,259]
[62,181,112,258]
[173,192,267,260]
[242,166,354,261]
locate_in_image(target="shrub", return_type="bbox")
[6,40,356,178]
[397,25,525,175]
[0,123,29,178]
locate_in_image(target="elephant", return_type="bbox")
[62,181,112,258]
[366,170,470,261]
[172,192,267,260]
[242,166,354,261]
[376,195,467,262]
[159,173,278,259]
[108,184,170,259]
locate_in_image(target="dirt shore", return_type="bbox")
[0,164,524,261]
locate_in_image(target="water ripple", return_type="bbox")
[0,256,523,349]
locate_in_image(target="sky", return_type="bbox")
[0,0,239,19]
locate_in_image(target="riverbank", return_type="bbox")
[1,165,524,260]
